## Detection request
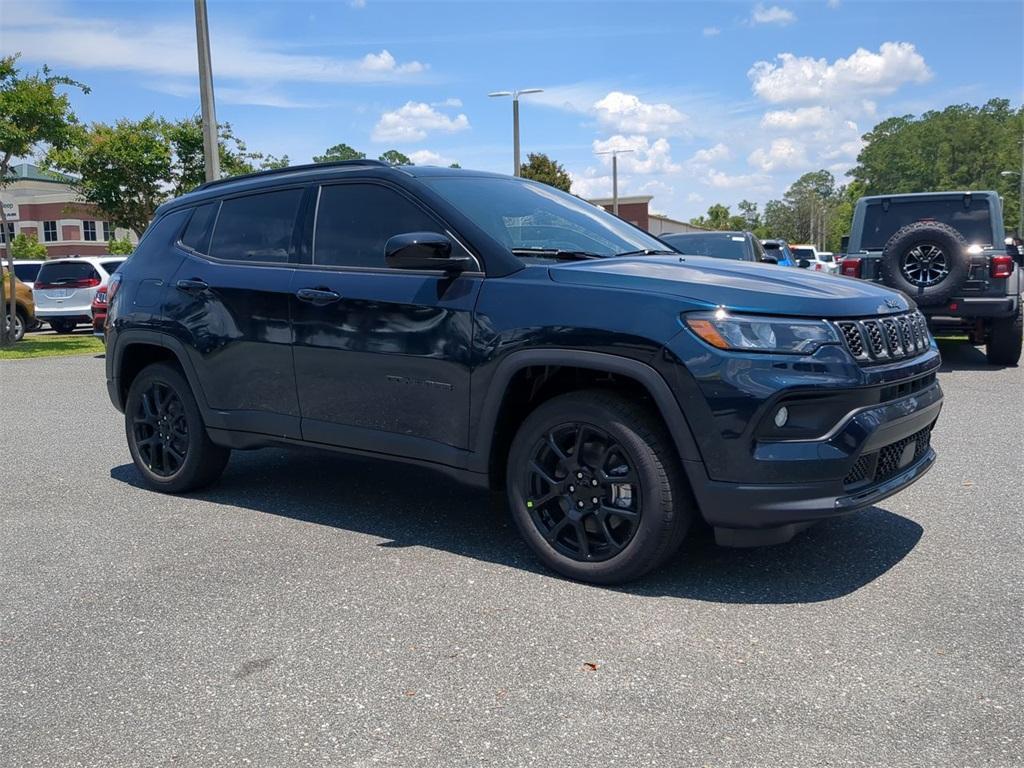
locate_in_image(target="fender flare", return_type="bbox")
[109,329,209,413]
[469,348,703,474]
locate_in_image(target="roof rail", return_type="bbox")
[195,159,390,191]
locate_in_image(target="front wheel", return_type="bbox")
[506,390,693,584]
[987,311,1022,366]
[125,362,231,493]
[4,311,25,342]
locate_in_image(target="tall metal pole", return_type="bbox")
[1018,136,1024,237]
[512,97,521,177]
[612,154,619,215]
[194,0,220,183]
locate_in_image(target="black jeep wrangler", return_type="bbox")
[841,191,1023,365]
[104,162,943,584]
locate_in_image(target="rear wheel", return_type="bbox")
[986,311,1022,366]
[506,390,693,584]
[125,362,230,493]
[50,318,77,334]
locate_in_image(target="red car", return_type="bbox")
[90,288,108,338]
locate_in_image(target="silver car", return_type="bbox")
[32,256,126,333]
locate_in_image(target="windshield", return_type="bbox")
[860,197,994,250]
[421,176,668,258]
[791,247,815,259]
[663,233,749,261]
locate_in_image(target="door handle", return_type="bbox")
[176,278,209,295]
[296,287,342,306]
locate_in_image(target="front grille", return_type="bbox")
[834,311,931,365]
[843,426,933,489]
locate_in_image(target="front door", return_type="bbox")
[290,182,481,461]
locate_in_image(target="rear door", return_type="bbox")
[290,181,481,459]
[164,187,307,438]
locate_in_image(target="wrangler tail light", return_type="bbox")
[840,257,862,278]
[990,255,1013,279]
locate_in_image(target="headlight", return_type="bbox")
[685,309,840,354]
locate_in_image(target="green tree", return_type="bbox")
[737,199,761,232]
[0,54,88,346]
[850,99,1024,233]
[9,233,46,259]
[164,117,288,194]
[689,203,747,231]
[314,143,365,163]
[107,237,134,255]
[449,162,461,169]
[519,152,571,192]
[378,149,412,166]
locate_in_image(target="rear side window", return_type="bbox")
[100,259,124,274]
[13,263,41,282]
[180,202,218,254]
[861,197,994,249]
[209,189,303,263]
[36,262,100,285]
[314,184,441,269]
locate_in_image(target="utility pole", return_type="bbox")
[488,88,544,176]
[194,0,220,183]
[595,148,635,215]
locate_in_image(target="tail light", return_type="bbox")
[840,257,862,278]
[106,273,122,305]
[990,255,1013,279]
[35,276,101,290]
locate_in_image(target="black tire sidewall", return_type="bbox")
[987,311,1023,366]
[50,319,76,334]
[506,395,688,584]
[880,222,969,306]
[125,363,220,493]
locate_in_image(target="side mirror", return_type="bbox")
[797,258,811,269]
[384,232,472,272]
[761,255,778,265]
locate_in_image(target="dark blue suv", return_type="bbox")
[105,161,943,583]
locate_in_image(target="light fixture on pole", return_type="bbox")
[194,0,220,182]
[594,148,635,215]
[488,88,544,176]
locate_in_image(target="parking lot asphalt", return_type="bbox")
[1,340,1021,768]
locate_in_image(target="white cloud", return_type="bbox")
[747,138,809,171]
[592,135,680,174]
[0,7,427,97]
[827,0,841,7]
[690,143,731,164]
[760,106,831,130]
[749,42,931,103]
[570,171,612,200]
[408,149,458,167]
[372,102,470,143]
[350,0,367,7]
[703,26,721,37]
[686,192,705,203]
[592,91,688,136]
[432,97,463,108]
[750,3,797,25]
[703,169,772,190]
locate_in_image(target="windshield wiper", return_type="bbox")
[613,248,677,258]
[511,247,604,261]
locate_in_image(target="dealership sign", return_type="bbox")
[0,200,18,221]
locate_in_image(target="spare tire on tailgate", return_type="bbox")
[879,221,970,306]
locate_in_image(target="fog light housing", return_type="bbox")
[774,406,789,428]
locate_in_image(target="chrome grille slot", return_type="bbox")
[832,311,931,365]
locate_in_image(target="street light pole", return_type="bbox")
[194,0,220,183]
[595,148,635,215]
[488,88,543,177]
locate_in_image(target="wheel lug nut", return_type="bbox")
[591,497,598,504]
[568,485,575,492]
[591,479,598,486]
[577,472,583,479]
[577,501,584,508]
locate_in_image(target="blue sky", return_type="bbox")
[3,0,1022,221]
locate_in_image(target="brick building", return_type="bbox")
[0,163,137,259]
[588,195,705,235]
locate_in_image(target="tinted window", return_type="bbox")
[861,197,994,249]
[423,176,666,258]
[36,262,99,284]
[122,208,192,272]
[314,184,442,268]
[791,247,816,259]
[663,233,750,261]
[13,263,41,282]
[100,259,124,274]
[180,203,218,254]
[209,188,303,263]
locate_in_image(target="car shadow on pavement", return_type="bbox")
[111,447,922,605]
[935,338,1012,371]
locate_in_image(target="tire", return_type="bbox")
[879,221,970,306]
[986,311,1022,366]
[5,310,25,342]
[50,318,77,334]
[505,390,693,584]
[125,362,231,493]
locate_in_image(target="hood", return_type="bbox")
[547,255,913,318]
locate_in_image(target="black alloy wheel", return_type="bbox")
[132,381,190,477]
[524,422,642,562]
[900,243,949,287]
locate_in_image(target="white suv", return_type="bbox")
[32,256,127,333]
